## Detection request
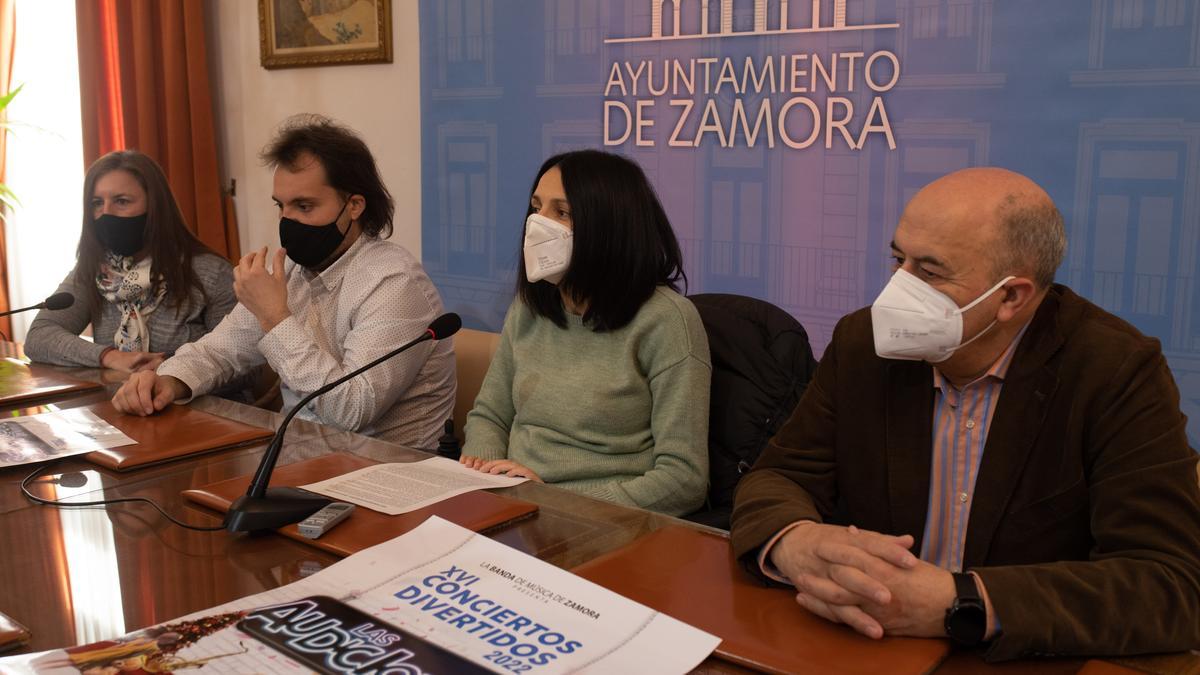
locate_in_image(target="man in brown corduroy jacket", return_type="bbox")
[731,167,1200,661]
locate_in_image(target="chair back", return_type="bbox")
[685,293,818,529]
[452,328,502,442]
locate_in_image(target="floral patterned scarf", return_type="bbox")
[95,253,166,352]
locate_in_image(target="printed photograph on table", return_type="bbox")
[0,408,134,468]
[259,0,393,69]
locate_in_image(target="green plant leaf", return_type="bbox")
[0,85,29,218]
[0,120,60,138]
[0,183,21,210]
[0,83,23,113]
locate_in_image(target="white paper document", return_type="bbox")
[300,456,528,515]
[0,408,135,468]
[5,516,722,675]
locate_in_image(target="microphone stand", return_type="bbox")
[0,293,75,318]
[0,302,44,317]
[224,329,439,533]
[0,301,50,318]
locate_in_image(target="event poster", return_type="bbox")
[1,517,720,675]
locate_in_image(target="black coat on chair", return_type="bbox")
[685,293,817,530]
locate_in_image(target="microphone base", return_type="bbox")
[224,487,332,533]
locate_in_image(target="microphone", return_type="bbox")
[44,292,75,310]
[426,313,461,340]
[224,312,462,533]
[0,292,75,317]
[28,471,89,488]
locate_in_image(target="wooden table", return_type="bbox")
[0,363,1196,674]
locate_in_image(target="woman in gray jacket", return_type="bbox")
[26,150,235,372]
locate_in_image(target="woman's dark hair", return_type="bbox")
[260,114,394,238]
[76,150,219,314]
[517,150,686,331]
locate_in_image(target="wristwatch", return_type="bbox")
[944,572,987,646]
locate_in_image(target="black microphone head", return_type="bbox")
[43,292,74,311]
[428,313,462,339]
[55,472,89,488]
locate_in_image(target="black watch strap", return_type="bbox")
[945,572,988,646]
[952,571,981,601]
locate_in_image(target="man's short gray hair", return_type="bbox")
[993,196,1066,289]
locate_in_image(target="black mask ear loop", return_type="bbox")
[332,198,351,236]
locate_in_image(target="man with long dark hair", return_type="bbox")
[113,115,455,449]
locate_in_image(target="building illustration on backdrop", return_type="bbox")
[418,0,1200,445]
[612,0,896,42]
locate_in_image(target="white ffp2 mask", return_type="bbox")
[871,269,1015,363]
[523,213,573,284]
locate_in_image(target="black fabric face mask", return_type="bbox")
[278,200,350,269]
[94,213,147,257]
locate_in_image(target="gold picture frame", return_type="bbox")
[258,0,393,70]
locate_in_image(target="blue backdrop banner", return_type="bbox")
[419,0,1200,445]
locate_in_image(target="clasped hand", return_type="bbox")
[771,522,955,639]
[234,247,291,332]
[101,349,164,373]
[111,371,190,416]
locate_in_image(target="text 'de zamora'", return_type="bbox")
[602,51,900,151]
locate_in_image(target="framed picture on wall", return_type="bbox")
[258,0,392,69]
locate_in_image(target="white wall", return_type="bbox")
[208,0,422,258]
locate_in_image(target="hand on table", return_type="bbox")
[99,368,133,385]
[112,371,190,416]
[459,455,544,482]
[770,522,918,638]
[234,247,291,332]
[799,554,957,638]
[101,349,165,373]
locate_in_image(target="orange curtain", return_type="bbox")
[75,0,239,260]
[0,0,14,337]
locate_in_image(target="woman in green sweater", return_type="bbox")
[459,150,712,517]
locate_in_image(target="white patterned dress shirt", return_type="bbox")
[158,235,456,449]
